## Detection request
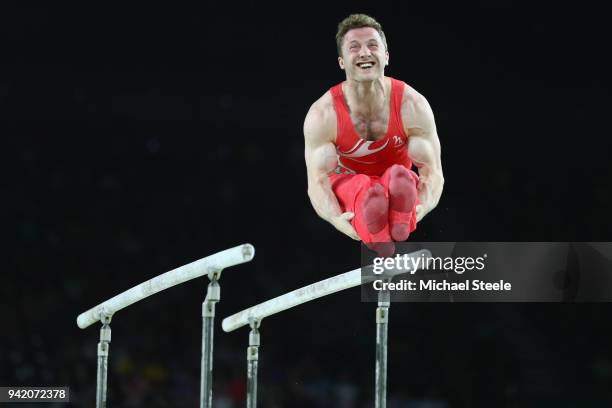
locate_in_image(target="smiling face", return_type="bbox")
[338,27,389,82]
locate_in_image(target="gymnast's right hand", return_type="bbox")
[331,212,361,241]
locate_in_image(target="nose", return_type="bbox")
[358,45,371,58]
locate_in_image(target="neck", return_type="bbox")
[344,76,387,111]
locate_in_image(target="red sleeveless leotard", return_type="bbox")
[327,78,419,252]
[330,77,413,177]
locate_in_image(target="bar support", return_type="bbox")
[246,319,260,408]
[200,272,220,408]
[375,286,390,408]
[96,313,112,408]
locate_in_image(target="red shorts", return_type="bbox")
[329,164,419,244]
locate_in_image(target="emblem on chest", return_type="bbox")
[339,138,389,158]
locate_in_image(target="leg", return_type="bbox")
[380,164,419,241]
[330,173,395,257]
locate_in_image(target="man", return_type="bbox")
[304,14,444,256]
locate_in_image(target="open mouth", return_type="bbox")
[356,61,376,70]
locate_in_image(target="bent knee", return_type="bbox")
[389,164,410,176]
[352,174,372,190]
[390,164,418,183]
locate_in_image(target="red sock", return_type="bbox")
[330,173,395,257]
[357,184,395,257]
[381,165,418,241]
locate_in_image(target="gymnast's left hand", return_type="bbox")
[415,204,427,222]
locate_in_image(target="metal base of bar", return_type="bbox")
[201,277,220,408]
[246,319,260,408]
[375,288,390,408]
[96,313,112,408]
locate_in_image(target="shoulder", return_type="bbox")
[399,82,429,111]
[304,91,337,145]
[398,82,436,135]
[308,90,336,120]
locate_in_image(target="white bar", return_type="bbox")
[222,249,431,333]
[77,244,255,329]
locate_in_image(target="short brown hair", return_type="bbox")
[336,14,387,56]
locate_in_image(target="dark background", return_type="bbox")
[4,1,611,407]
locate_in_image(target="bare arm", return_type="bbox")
[304,96,360,240]
[403,88,445,222]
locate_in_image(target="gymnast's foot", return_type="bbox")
[387,165,417,241]
[361,183,395,257]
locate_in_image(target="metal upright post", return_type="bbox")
[201,271,220,408]
[246,319,260,408]
[375,285,390,408]
[96,313,112,408]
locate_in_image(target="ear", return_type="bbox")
[385,51,389,66]
[338,56,345,70]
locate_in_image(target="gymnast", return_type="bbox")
[304,14,444,256]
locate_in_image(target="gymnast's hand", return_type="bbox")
[331,212,361,241]
[415,205,425,222]
[416,204,434,223]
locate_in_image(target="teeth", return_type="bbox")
[360,63,373,68]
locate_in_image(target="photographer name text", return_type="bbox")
[373,279,511,292]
